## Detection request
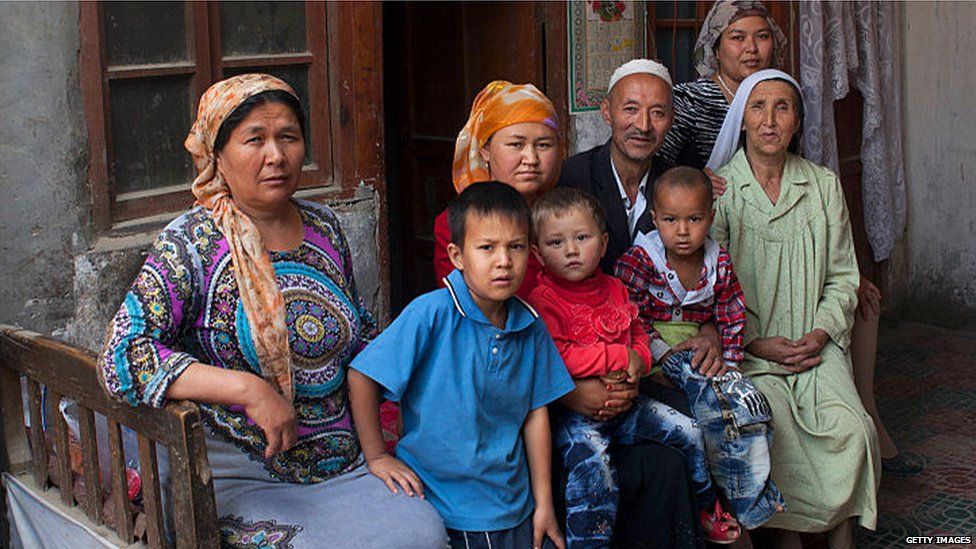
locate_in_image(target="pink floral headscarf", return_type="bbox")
[184,73,297,401]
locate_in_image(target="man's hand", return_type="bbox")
[365,453,425,498]
[672,334,724,376]
[532,504,565,549]
[562,377,638,421]
[625,348,645,384]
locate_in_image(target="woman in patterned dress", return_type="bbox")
[98,74,446,548]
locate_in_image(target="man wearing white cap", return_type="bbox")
[557,59,674,272]
[555,61,725,548]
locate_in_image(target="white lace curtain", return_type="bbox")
[799,1,906,262]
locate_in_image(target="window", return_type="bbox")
[80,1,331,229]
[649,1,708,84]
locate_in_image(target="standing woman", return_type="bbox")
[655,0,786,173]
[660,0,916,475]
[434,80,704,548]
[709,70,880,548]
[98,74,446,547]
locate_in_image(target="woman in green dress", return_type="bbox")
[708,69,880,549]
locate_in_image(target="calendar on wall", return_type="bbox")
[569,1,648,113]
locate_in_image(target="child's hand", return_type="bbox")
[366,453,425,498]
[532,504,566,549]
[626,348,645,384]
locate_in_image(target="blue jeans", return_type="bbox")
[555,395,713,548]
[660,350,785,529]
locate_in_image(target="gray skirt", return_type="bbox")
[162,434,447,548]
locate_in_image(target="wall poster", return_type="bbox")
[568,1,648,113]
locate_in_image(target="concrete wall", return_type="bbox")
[0,2,90,335]
[892,1,976,326]
[0,3,384,351]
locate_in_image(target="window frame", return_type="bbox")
[80,1,333,231]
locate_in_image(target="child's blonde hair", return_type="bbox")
[530,188,607,242]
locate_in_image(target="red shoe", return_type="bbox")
[700,500,741,545]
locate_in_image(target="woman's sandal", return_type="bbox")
[700,500,742,545]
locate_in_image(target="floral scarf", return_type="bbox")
[184,73,296,401]
[451,80,560,193]
[693,0,788,79]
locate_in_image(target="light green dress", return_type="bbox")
[711,149,880,532]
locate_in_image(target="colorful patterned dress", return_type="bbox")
[99,199,445,548]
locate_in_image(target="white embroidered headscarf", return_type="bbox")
[705,69,803,171]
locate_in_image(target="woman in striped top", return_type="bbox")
[656,1,786,174]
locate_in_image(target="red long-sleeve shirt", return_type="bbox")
[528,270,651,378]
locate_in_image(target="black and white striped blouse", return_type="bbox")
[656,78,730,171]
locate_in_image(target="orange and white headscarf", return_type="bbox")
[451,80,560,193]
[184,73,296,401]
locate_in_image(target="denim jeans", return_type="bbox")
[554,395,713,548]
[660,350,786,529]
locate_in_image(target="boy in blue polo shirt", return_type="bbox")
[349,182,574,549]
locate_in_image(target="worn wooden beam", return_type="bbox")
[108,418,134,543]
[25,379,48,488]
[169,405,219,549]
[49,390,75,507]
[78,405,103,525]
[138,434,164,549]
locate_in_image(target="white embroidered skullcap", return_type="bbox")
[607,59,673,93]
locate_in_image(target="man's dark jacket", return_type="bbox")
[557,140,665,274]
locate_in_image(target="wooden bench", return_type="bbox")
[0,325,218,548]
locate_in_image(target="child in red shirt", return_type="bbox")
[528,188,731,547]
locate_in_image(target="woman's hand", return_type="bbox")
[856,276,882,322]
[240,376,299,459]
[561,377,637,421]
[366,453,425,498]
[747,330,829,374]
[532,504,566,549]
[704,167,728,197]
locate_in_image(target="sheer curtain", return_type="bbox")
[799,1,906,262]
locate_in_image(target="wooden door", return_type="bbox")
[383,2,554,312]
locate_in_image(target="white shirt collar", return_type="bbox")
[610,158,650,236]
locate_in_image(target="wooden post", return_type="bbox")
[138,434,164,549]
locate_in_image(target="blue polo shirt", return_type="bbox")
[351,269,574,531]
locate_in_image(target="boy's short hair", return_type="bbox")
[448,181,530,246]
[652,166,713,207]
[530,187,607,241]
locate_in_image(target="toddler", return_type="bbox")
[616,166,785,533]
[528,187,733,546]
